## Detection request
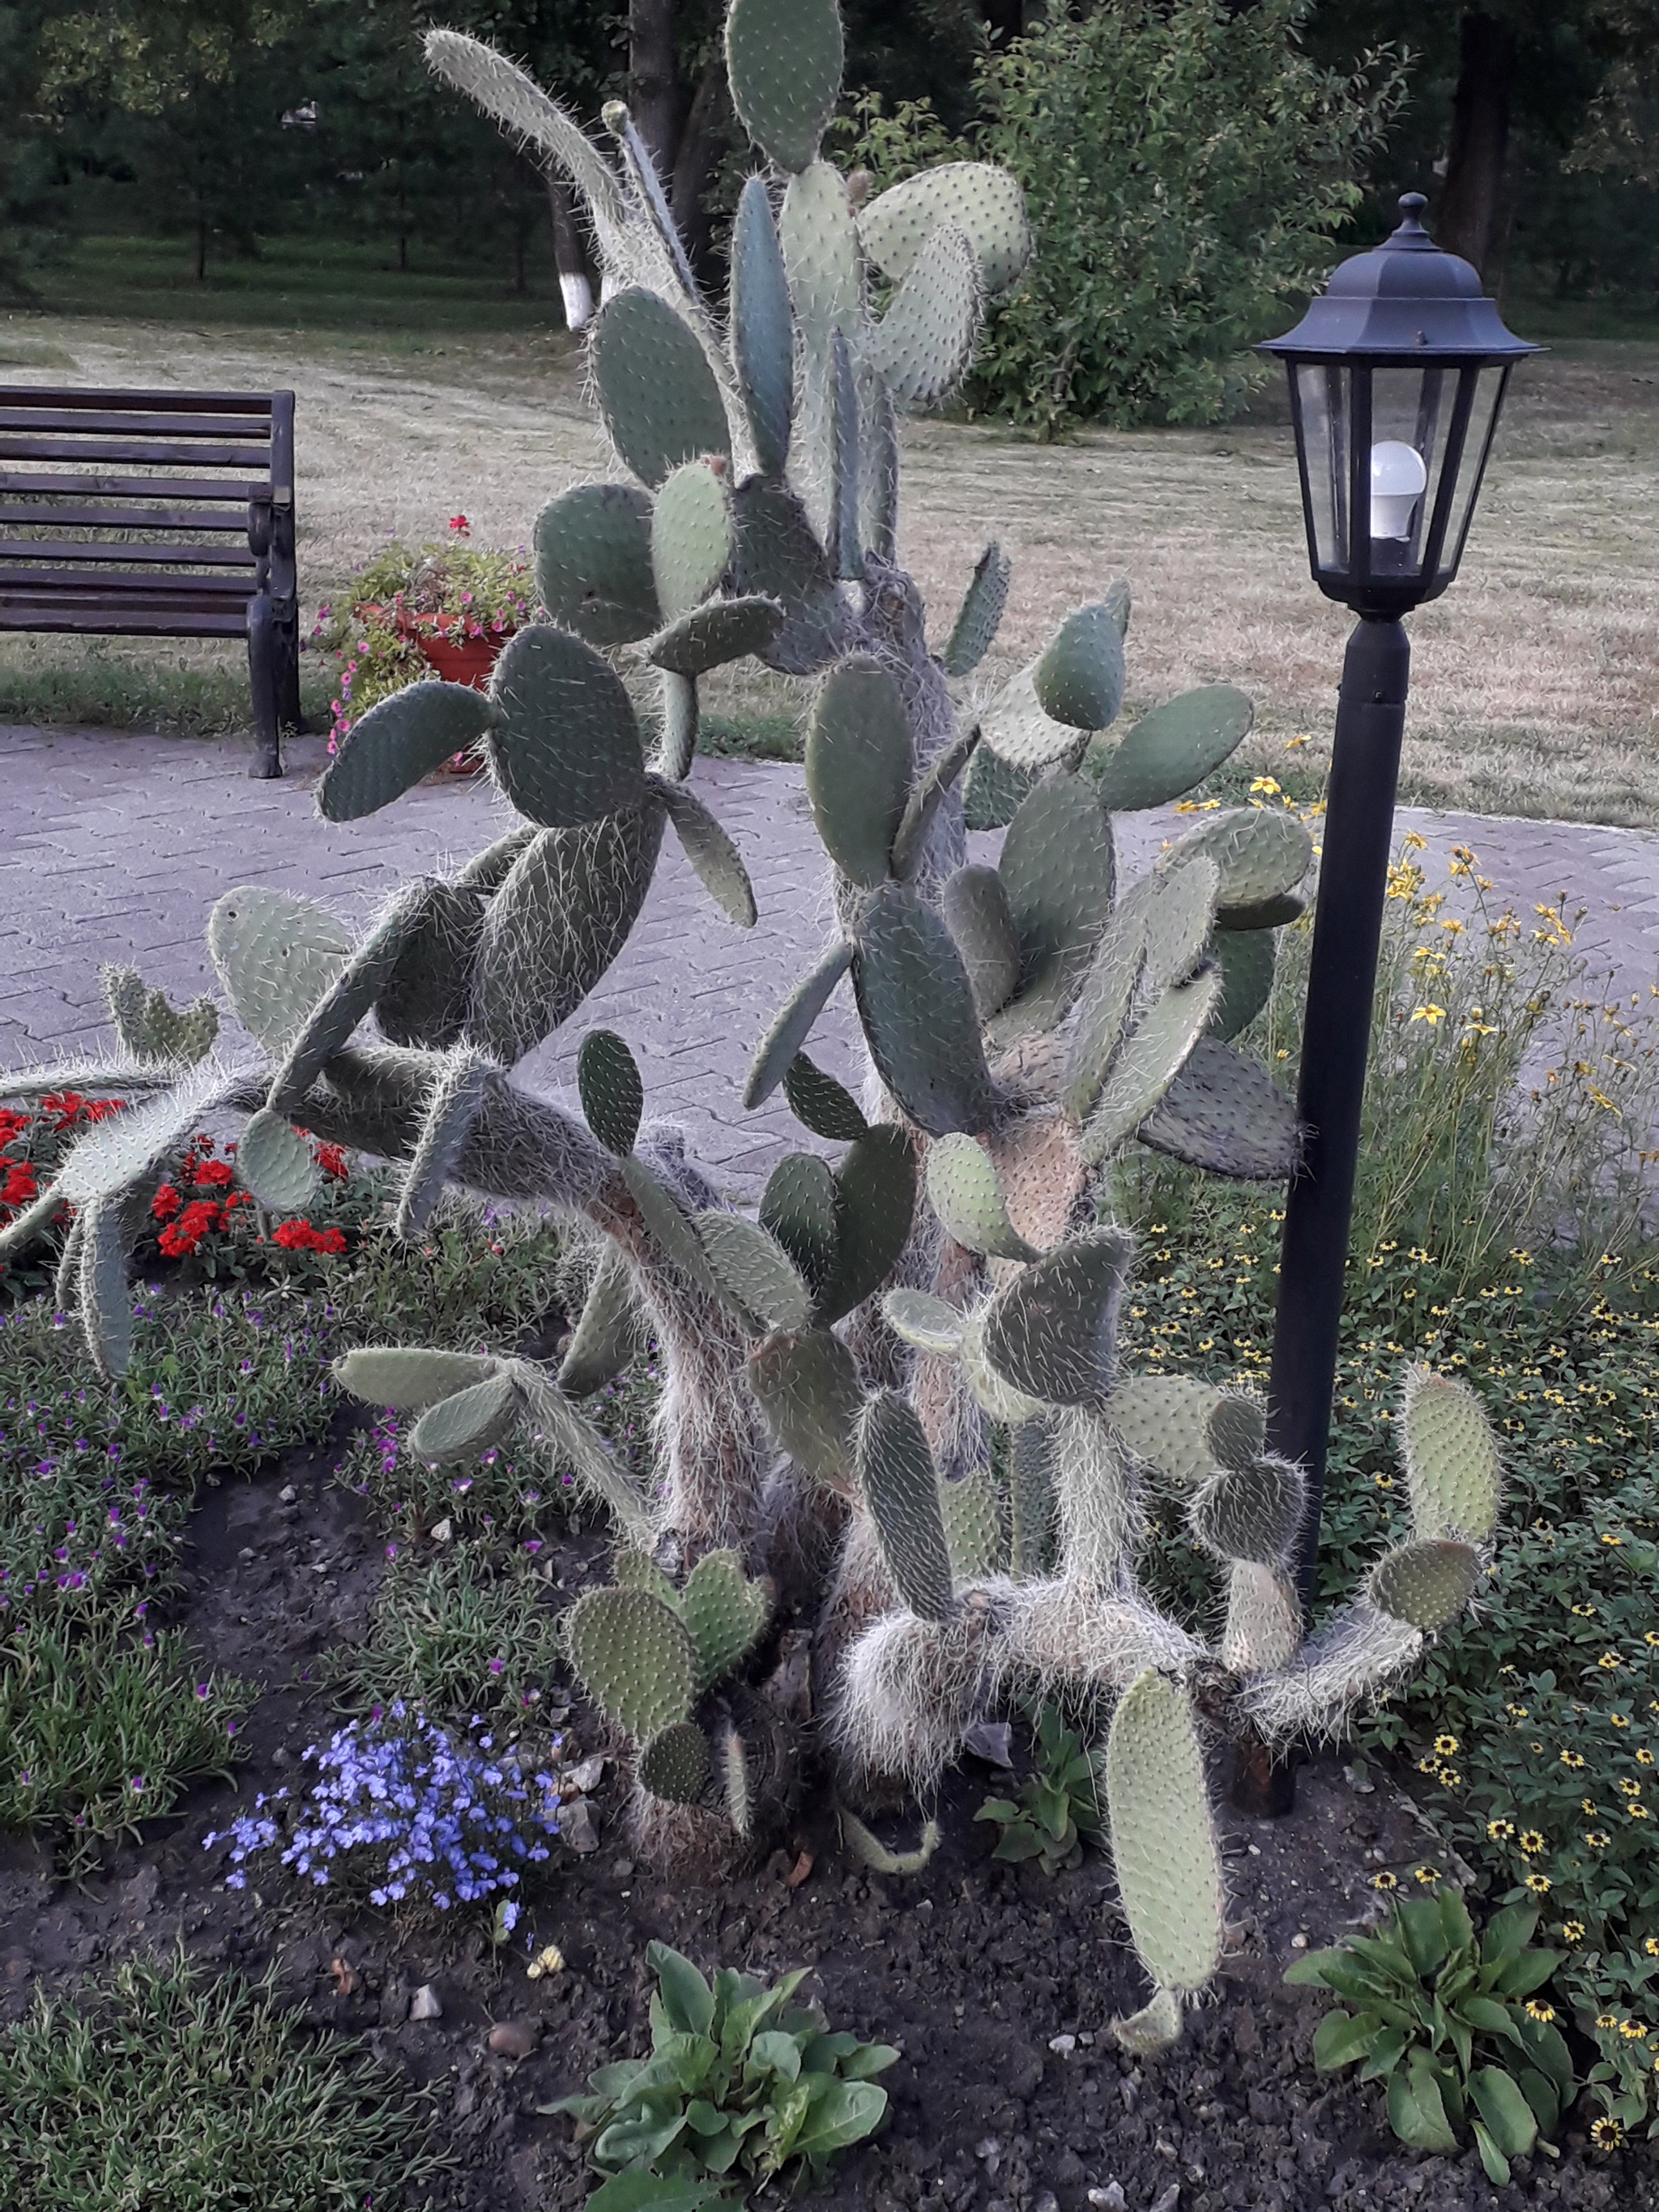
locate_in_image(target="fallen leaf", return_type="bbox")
[785,1849,814,1890]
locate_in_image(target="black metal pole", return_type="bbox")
[1229,612,1410,1819]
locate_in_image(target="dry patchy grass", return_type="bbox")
[1,310,1655,823]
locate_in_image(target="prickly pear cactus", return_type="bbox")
[0,0,1503,1962]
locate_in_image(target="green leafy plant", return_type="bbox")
[1286,1891,1576,2184]
[549,1942,895,2206]
[975,1700,1102,1874]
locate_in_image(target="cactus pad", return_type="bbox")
[744,940,854,1110]
[317,681,495,824]
[940,1463,1004,1581]
[782,1050,867,1141]
[942,542,1011,679]
[868,223,983,408]
[726,0,842,172]
[1105,1668,1225,1996]
[651,458,734,622]
[207,886,351,1055]
[1209,1392,1268,1471]
[335,1345,498,1410]
[591,288,729,489]
[981,1228,1132,1407]
[1163,807,1311,923]
[621,1157,715,1290]
[942,864,1021,1020]
[1088,685,1254,812]
[534,481,660,646]
[806,656,914,888]
[697,1210,812,1333]
[1034,602,1127,731]
[565,1585,697,1741]
[853,884,1000,1137]
[731,475,850,675]
[1205,925,1277,1042]
[1190,1456,1305,1567]
[748,1325,863,1486]
[815,1126,916,1324]
[577,1029,643,1157]
[731,176,795,475]
[1062,906,1147,1123]
[375,880,489,1051]
[236,1107,318,1213]
[78,1196,132,1380]
[407,1373,523,1464]
[638,1720,712,1805]
[988,771,1116,1044]
[962,739,1036,831]
[778,160,860,354]
[1141,858,1221,995]
[1112,1985,1184,2056]
[612,1548,679,1605]
[656,781,757,927]
[1401,1366,1501,1542]
[557,1241,642,1396]
[682,1549,771,1689]
[979,662,1081,772]
[646,595,784,678]
[1220,1562,1302,1674]
[881,1286,966,1356]
[1369,1539,1482,1632]
[859,161,1031,298]
[927,1134,1038,1262]
[856,1391,955,1623]
[759,1152,840,1294]
[101,966,218,1064]
[488,625,647,828]
[1137,1036,1299,1182]
[1107,1375,1222,1485]
[1079,970,1222,1166]
[1010,1416,1058,1575]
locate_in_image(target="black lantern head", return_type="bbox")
[1260,194,1538,617]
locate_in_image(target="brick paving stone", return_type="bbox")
[3,725,1657,1192]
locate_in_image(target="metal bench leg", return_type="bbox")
[277,609,303,738]
[247,592,283,778]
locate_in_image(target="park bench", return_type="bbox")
[0,386,301,778]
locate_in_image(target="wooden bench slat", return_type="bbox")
[0,604,250,637]
[0,472,267,501]
[0,565,254,594]
[0,409,271,439]
[0,540,258,566]
[0,437,272,468]
[0,502,254,531]
[0,388,275,413]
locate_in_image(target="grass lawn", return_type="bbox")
[2,241,1656,822]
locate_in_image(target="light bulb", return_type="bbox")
[1369,440,1427,540]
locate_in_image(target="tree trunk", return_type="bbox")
[628,0,680,181]
[548,174,594,331]
[670,55,728,280]
[1436,11,1516,275]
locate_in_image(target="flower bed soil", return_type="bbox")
[1,1434,1653,2212]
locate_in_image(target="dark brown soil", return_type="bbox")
[2,1437,1654,2212]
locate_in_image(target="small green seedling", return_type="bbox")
[975,1701,1103,1875]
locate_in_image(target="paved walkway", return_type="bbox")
[4,726,1658,1191]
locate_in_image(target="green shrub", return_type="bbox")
[975,1699,1104,1874]
[843,0,1405,433]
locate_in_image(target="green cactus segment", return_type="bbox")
[53,1213,86,1315]
[942,542,1011,678]
[621,1157,716,1291]
[782,1051,867,1141]
[682,1549,771,1690]
[859,161,1032,298]
[49,1066,219,1211]
[454,825,538,895]
[725,0,842,171]
[650,458,735,622]
[1136,1037,1300,1183]
[1140,857,1221,995]
[487,626,647,829]
[1105,1668,1225,1997]
[979,663,1081,773]
[0,1187,63,1264]
[805,657,914,889]
[375,881,488,1051]
[744,940,854,1110]
[853,884,999,1138]
[1162,807,1312,925]
[1205,926,1277,1042]
[1112,1986,1183,2056]
[1401,1366,1501,1541]
[591,288,730,490]
[1209,1392,1268,1471]
[235,1108,318,1213]
[1107,1375,1226,1485]
[731,176,795,475]
[881,1286,966,1357]
[1079,970,1222,1166]
[960,1301,1047,1426]
[101,966,218,1063]
[962,739,1036,832]
[466,805,665,1063]
[748,1325,863,1485]
[1214,891,1305,933]
[760,1152,840,1294]
[816,1125,916,1323]
[1221,1562,1303,1675]
[1063,907,1147,1123]
[557,1242,642,1397]
[889,722,979,884]
[1034,603,1127,731]
[982,1228,1132,1407]
[856,1391,955,1623]
[395,1051,493,1238]
[779,160,860,355]
[655,669,699,782]
[731,476,849,675]
[335,1345,498,1411]
[577,1029,644,1157]
[407,1373,523,1464]
[1369,1539,1482,1632]
[697,1211,812,1334]
[565,1585,697,1741]
[207,886,351,1055]
[1088,685,1254,812]
[830,328,862,579]
[942,865,1021,1020]
[654,781,757,928]
[270,889,429,1110]
[612,1547,679,1605]
[646,595,784,679]
[989,772,1117,1044]
[533,483,660,646]
[316,680,494,824]
[927,1134,1039,1261]
[79,1196,132,1381]
[638,1720,712,1805]
[868,223,983,408]
[940,1463,1004,1580]
[716,1720,754,1836]
[1190,1456,1305,1567]
[1010,1417,1058,1575]
[858,365,900,565]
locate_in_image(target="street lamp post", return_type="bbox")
[1234,195,1537,1816]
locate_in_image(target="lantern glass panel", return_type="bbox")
[1366,364,1452,585]
[1292,363,1349,573]
[1434,362,1508,585]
